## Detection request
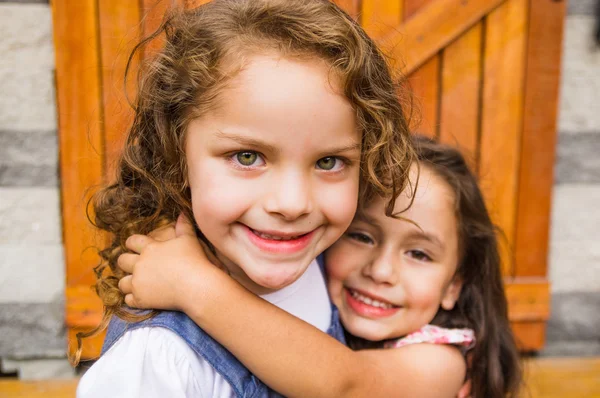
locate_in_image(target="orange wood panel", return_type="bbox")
[504,278,550,322]
[98,1,141,181]
[407,57,440,138]
[51,0,104,290]
[479,0,528,276]
[511,321,546,352]
[378,0,505,74]
[140,0,173,57]
[514,0,566,277]
[439,23,482,167]
[332,0,361,20]
[68,327,105,360]
[404,0,439,138]
[361,0,403,38]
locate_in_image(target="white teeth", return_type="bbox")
[350,289,394,309]
[254,231,299,241]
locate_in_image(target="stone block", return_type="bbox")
[0,187,61,244]
[0,301,65,360]
[2,359,75,380]
[0,244,65,303]
[555,132,600,184]
[549,184,600,292]
[0,130,58,187]
[546,291,600,341]
[558,16,600,134]
[0,4,56,131]
[568,0,598,16]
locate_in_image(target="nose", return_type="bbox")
[263,169,313,221]
[362,249,398,285]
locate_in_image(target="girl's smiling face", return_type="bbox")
[325,165,463,341]
[186,54,360,295]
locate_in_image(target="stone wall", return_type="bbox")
[0,0,598,379]
[545,0,600,356]
[0,0,71,378]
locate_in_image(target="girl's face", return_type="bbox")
[325,165,463,341]
[186,54,360,295]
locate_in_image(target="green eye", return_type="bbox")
[236,151,258,166]
[317,157,338,170]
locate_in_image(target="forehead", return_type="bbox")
[363,165,457,232]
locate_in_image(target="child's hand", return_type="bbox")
[117,213,224,311]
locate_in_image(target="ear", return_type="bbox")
[441,275,463,311]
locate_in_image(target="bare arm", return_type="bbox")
[182,267,466,397]
[119,216,466,397]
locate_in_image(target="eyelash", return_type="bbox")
[227,151,351,172]
[347,231,375,245]
[406,250,432,262]
[228,151,266,169]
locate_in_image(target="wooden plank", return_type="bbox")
[332,0,361,20]
[511,320,546,352]
[68,327,105,360]
[504,278,550,322]
[404,0,439,139]
[407,57,440,138]
[98,1,141,181]
[514,0,566,277]
[51,0,104,291]
[378,0,505,74]
[439,22,482,167]
[140,0,173,57]
[361,0,403,38]
[479,0,528,276]
[66,286,103,329]
[524,357,600,398]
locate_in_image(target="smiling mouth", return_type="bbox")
[250,229,310,241]
[347,288,399,310]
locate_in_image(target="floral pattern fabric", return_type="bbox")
[384,324,475,350]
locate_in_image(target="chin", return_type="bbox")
[343,320,394,342]
[246,263,306,290]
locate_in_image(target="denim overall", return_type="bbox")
[102,255,346,398]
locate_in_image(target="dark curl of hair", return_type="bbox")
[347,135,522,398]
[73,0,414,364]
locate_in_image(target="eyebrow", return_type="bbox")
[215,130,361,157]
[317,142,361,158]
[356,213,445,249]
[214,131,279,154]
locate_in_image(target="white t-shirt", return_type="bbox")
[77,259,331,398]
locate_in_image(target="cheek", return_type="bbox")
[324,240,362,290]
[316,174,359,231]
[189,162,254,227]
[404,272,445,309]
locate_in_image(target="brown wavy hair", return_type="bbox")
[347,134,523,397]
[73,0,414,364]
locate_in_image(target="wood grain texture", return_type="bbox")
[332,0,361,20]
[479,0,528,276]
[407,57,440,138]
[51,0,104,290]
[439,22,482,167]
[505,278,550,322]
[361,0,403,38]
[98,0,141,181]
[514,0,566,277]
[378,0,505,74]
[403,0,439,139]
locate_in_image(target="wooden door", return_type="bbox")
[52,0,565,359]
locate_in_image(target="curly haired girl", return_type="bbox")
[117,136,523,397]
[76,1,413,396]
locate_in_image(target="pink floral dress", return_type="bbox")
[384,324,475,353]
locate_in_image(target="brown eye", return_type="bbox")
[316,157,340,171]
[236,151,259,166]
